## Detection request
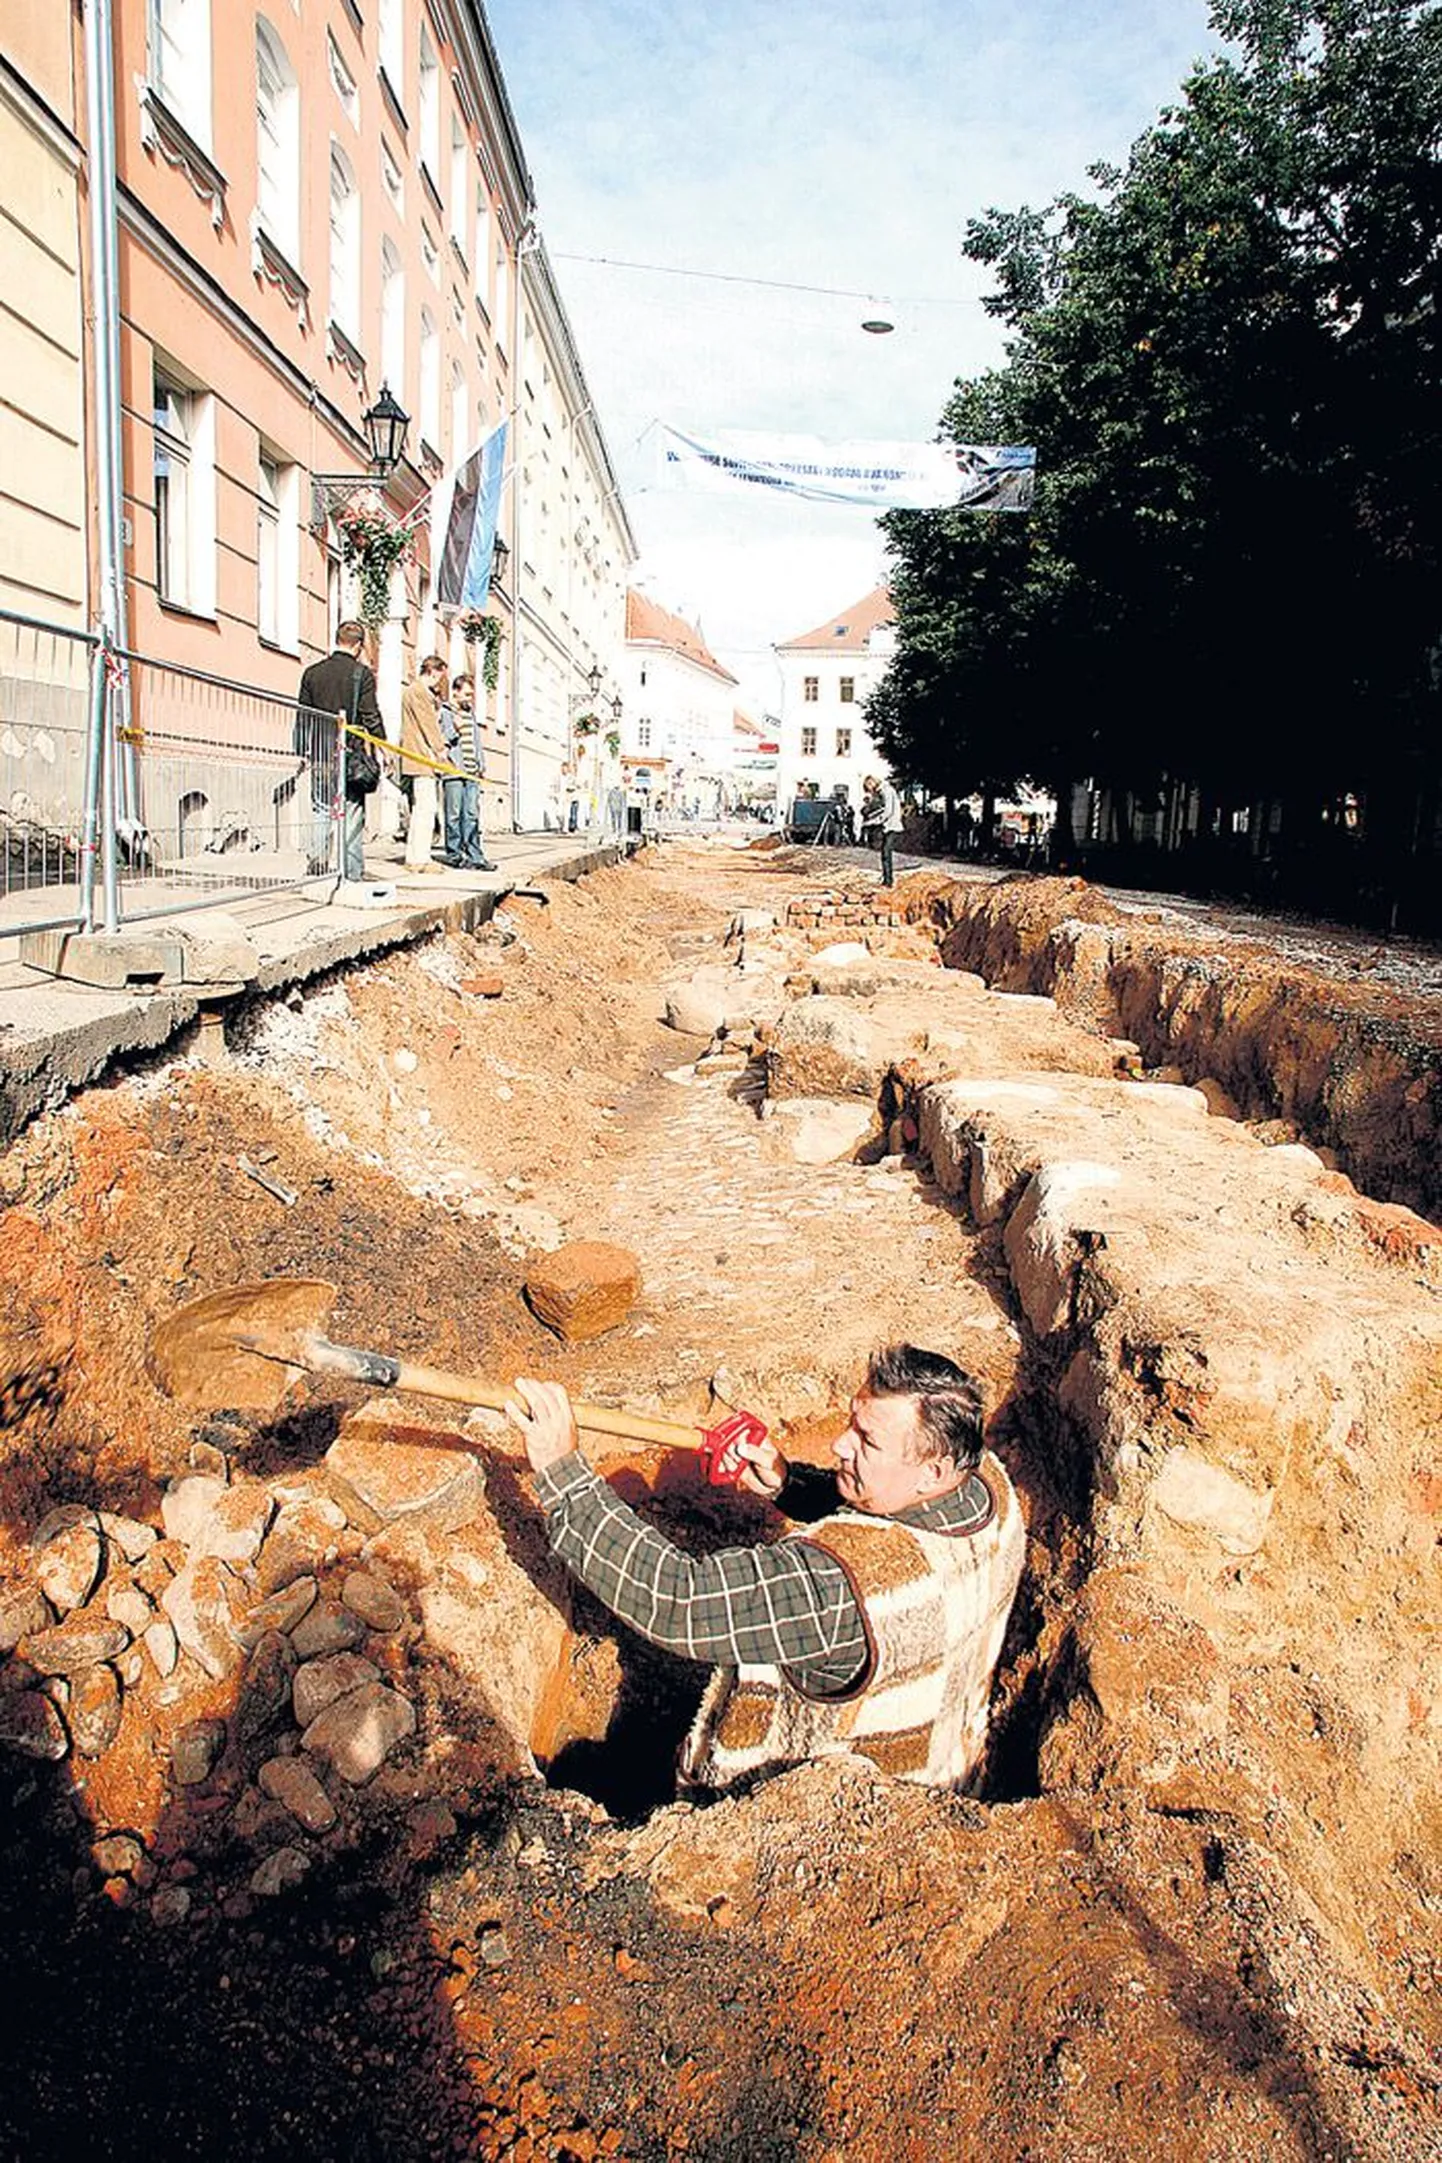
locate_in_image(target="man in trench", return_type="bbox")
[507,1346,1025,1791]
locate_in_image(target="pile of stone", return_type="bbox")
[786,895,907,932]
[0,1421,491,1919]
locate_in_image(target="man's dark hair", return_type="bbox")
[866,1344,984,1471]
[336,620,366,650]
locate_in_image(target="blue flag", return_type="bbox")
[434,419,508,611]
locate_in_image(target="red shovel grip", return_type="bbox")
[697,1408,768,1487]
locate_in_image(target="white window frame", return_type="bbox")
[328,140,361,339]
[326,30,358,126]
[378,0,403,102]
[449,362,468,465]
[154,366,216,616]
[257,449,300,651]
[255,19,300,266]
[800,725,817,758]
[380,236,405,401]
[418,25,440,188]
[150,0,213,149]
[381,137,403,215]
[449,119,468,257]
[474,186,491,309]
[494,239,511,349]
[419,309,440,453]
[839,675,856,703]
[803,675,819,702]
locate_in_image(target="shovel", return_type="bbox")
[148,1277,764,1482]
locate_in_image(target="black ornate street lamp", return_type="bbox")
[586,663,602,699]
[362,383,410,475]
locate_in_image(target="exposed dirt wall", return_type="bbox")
[919,874,1442,1223]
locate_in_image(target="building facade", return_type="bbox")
[0,16,88,629]
[773,584,895,819]
[3,0,633,851]
[511,238,635,831]
[621,591,739,816]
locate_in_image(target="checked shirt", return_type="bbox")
[534,1453,995,1696]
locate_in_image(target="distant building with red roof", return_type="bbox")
[774,584,896,817]
[621,588,740,814]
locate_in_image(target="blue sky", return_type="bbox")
[484,0,1221,706]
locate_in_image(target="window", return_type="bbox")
[378,0,403,101]
[474,186,492,307]
[380,237,404,398]
[418,26,440,185]
[326,31,358,125]
[421,225,439,284]
[328,142,360,337]
[419,309,439,451]
[637,718,651,749]
[153,367,215,614]
[255,20,299,264]
[257,451,299,649]
[836,727,852,758]
[381,138,403,214]
[449,362,468,463]
[803,675,819,702]
[839,676,856,702]
[800,725,817,757]
[151,0,212,147]
[494,237,510,345]
[449,120,468,256]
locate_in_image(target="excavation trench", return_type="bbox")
[1,845,1439,2163]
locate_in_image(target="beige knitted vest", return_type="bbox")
[681,1452,1025,1791]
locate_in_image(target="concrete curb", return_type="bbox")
[0,838,634,1148]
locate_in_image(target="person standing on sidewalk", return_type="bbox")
[296,620,382,882]
[862,772,904,888]
[440,671,496,871]
[400,655,448,872]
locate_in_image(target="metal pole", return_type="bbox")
[83,0,125,932]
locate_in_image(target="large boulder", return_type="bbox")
[765,997,905,1101]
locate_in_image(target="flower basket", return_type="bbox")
[457,610,504,690]
[332,490,415,626]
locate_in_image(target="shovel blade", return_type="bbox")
[149,1278,338,1412]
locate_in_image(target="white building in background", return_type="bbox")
[510,238,636,830]
[774,585,895,818]
[621,591,738,814]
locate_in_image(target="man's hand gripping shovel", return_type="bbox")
[148,1277,771,1486]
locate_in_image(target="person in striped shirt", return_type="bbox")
[507,1346,1026,1794]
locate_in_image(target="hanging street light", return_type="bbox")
[362,383,410,475]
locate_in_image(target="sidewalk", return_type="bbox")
[0,828,635,1147]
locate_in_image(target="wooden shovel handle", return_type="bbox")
[385,1357,704,1452]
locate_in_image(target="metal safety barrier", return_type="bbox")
[0,608,349,942]
[119,654,342,919]
[0,612,97,934]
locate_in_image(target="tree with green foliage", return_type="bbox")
[872,0,1442,913]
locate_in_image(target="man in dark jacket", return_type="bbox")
[296,621,383,880]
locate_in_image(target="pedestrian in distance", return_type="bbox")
[440,670,496,871]
[862,771,904,887]
[506,1344,1025,1795]
[296,620,383,882]
[400,655,449,872]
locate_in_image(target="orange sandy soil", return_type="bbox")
[0,844,1436,2161]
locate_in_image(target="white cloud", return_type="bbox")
[486,0,1219,700]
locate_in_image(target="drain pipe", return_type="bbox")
[82,0,126,933]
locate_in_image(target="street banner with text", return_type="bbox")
[657,424,1035,511]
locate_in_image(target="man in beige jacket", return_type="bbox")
[400,655,449,871]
